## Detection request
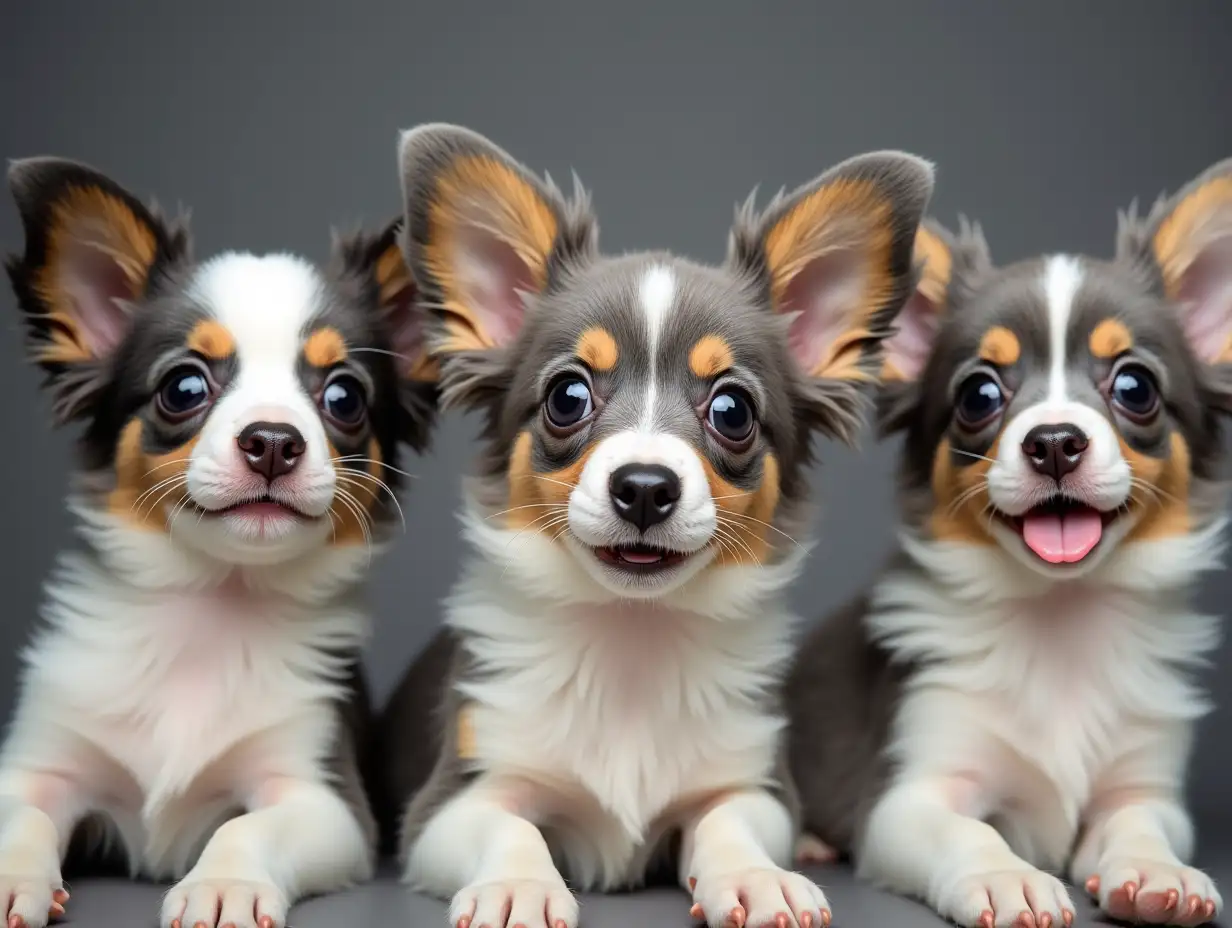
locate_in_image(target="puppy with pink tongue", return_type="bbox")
[786,158,1232,928]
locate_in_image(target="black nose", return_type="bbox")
[237,421,306,481]
[1021,423,1088,481]
[608,463,682,533]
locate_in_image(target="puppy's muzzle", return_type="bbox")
[608,463,681,533]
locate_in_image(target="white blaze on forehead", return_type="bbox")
[638,264,676,431]
[1043,255,1084,402]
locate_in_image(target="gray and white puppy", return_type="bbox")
[787,158,1232,928]
[376,124,934,928]
[0,158,436,928]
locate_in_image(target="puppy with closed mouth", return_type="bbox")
[375,124,934,928]
[0,158,435,928]
[786,158,1232,928]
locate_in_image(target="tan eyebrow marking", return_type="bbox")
[186,320,235,359]
[304,326,347,368]
[575,327,619,371]
[978,326,1020,366]
[1089,318,1133,359]
[689,335,734,379]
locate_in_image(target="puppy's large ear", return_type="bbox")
[330,217,437,450]
[6,157,186,423]
[729,151,934,444]
[397,123,597,411]
[1123,159,1232,373]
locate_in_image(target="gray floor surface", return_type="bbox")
[61,855,1232,928]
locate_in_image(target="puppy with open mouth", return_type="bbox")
[786,158,1232,928]
[0,159,435,928]
[375,124,934,928]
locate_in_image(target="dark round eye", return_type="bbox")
[156,365,211,419]
[707,390,756,445]
[955,372,1005,429]
[321,374,367,427]
[1111,364,1159,421]
[545,377,594,429]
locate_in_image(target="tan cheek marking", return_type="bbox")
[456,703,477,760]
[505,430,596,535]
[764,179,893,382]
[689,335,734,379]
[1123,432,1191,542]
[107,419,199,532]
[186,320,236,359]
[702,454,781,567]
[1089,319,1133,360]
[928,437,999,545]
[978,326,1020,366]
[330,437,384,546]
[576,327,619,372]
[424,155,559,353]
[304,326,348,368]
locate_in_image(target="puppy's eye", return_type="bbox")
[545,377,594,430]
[321,374,367,428]
[156,365,212,421]
[706,389,756,448]
[955,373,1004,429]
[1111,364,1160,422]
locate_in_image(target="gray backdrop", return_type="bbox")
[1,0,1229,827]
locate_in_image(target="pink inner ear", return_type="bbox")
[883,288,941,380]
[1176,242,1232,363]
[456,225,537,348]
[381,284,428,377]
[782,248,867,374]
[62,240,138,358]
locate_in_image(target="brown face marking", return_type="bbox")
[978,326,1020,366]
[423,154,559,353]
[700,454,781,566]
[1089,319,1133,359]
[32,186,158,365]
[303,326,348,369]
[1123,432,1191,542]
[186,319,235,359]
[688,335,734,379]
[328,437,384,545]
[575,327,619,372]
[505,430,596,534]
[928,437,998,545]
[763,179,893,381]
[107,419,199,532]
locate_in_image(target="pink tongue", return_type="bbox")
[620,548,663,565]
[1021,509,1104,564]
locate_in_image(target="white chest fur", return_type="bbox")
[450,562,794,889]
[871,534,1221,869]
[2,550,367,877]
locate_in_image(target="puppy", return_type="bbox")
[0,158,435,928]
[786,158,1232,928]
[376,124,934,928]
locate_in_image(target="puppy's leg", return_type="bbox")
[860,776,1075,928]
[681,790,830,928]
[161,777,371,928]
[1072,790,1218,927]
[0,768,84,928]
[405,776,575,928]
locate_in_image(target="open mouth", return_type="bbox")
[594,543,689,573]
[1001,497,1119,565]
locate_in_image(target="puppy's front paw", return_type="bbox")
[1085,859,1220,926]
[449,878,577,928]
[689,867,830,928]
[161,876,287,928]
[0,873,67,928]
[936,868,1074,928]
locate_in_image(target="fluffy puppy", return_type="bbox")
[787,158,1232,928]
[0,158,435,928]
[376,124,934,928]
